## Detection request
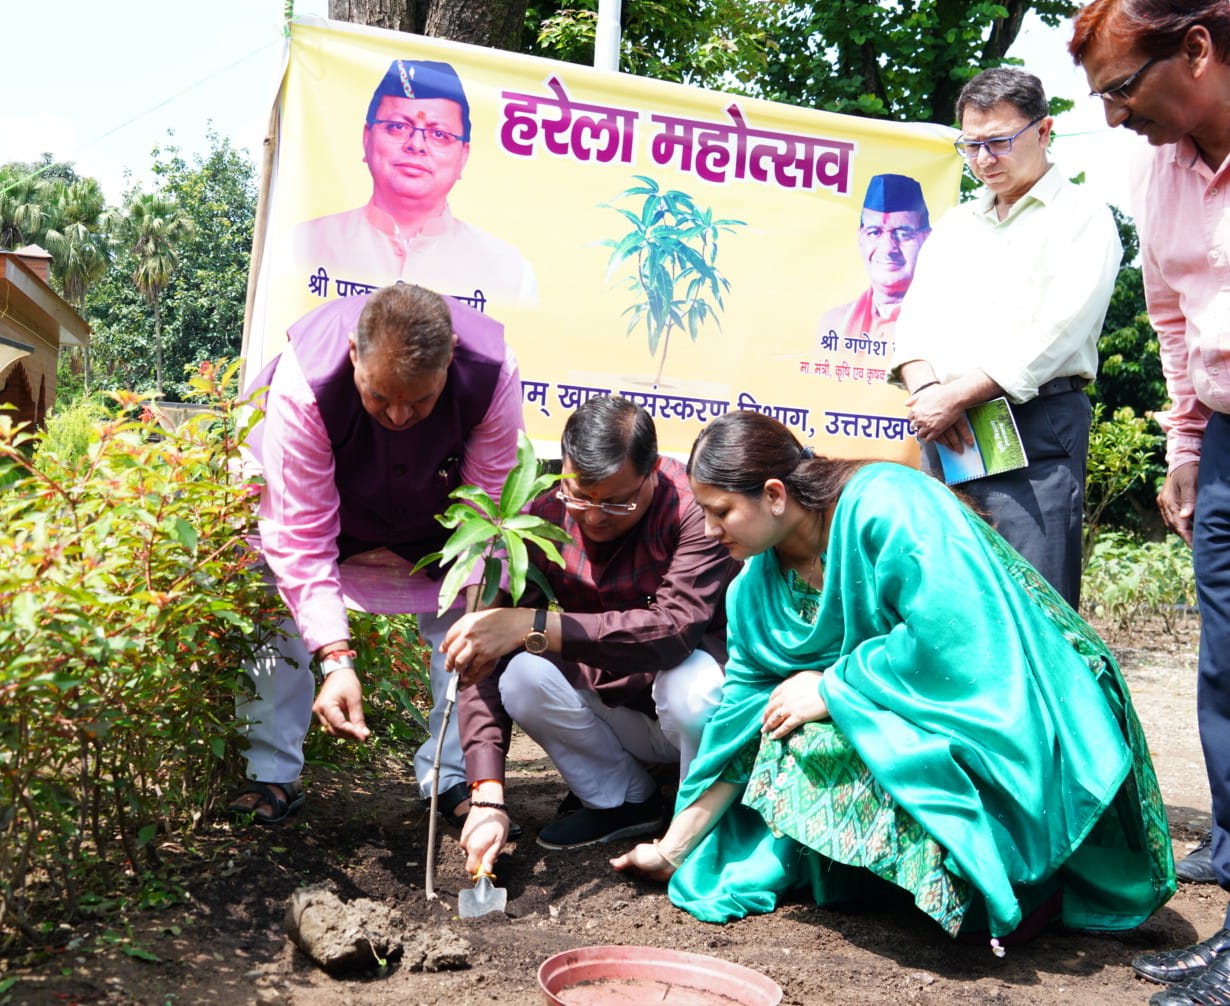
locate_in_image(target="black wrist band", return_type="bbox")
[470,800,508,812]
[911,380,940,394]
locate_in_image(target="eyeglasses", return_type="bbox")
[858,224,928,245]
[556,475,649,515]
[368,120,466,148]
[1088,56,1161,105]
[953,116,1045,160]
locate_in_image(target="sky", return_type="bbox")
[1,0,328,204]
[2,2,1136,210]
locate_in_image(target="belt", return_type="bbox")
[1035,375,1089,398]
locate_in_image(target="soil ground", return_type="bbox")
[2,613,1218,1006]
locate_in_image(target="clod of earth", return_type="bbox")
[284,883,472,976]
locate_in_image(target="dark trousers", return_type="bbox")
[1193,413,1230,920]
[923,388,1090,608]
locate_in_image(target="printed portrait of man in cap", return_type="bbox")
[815,173,931,348]
[295,58,538,308]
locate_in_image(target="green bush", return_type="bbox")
[0,362,283,946]
[1082,529,1196,632]
[32,396,109,472]
[304,611,432,766]
[0,360,438,948]
[1083,403,1166,557]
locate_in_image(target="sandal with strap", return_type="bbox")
[1150,954,1230,1005]
[228,780,306,826]
[1135,930,1230,986]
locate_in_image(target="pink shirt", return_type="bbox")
[1134,137,1230,470]
[256,341,524,652]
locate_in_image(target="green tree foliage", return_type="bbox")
[150,134,258,398]
[754,0,1075,123]
[526,0,774,87]
[526,1,1075,122]
[6,153,80,186]
[124,192,196,397]
[1086,209,1168,533]
[0,165,50,250]
[0,162,113,315]
[87,132,257,402]
[1093,207,1167,416]
[41,178,114,311]
[1,160,116,398]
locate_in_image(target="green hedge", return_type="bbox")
[0,364,283,945]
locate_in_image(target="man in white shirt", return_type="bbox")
[891,67,1122,607]
[294,59,537,308]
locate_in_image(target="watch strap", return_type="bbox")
[320,652,356,677]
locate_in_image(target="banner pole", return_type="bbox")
[594,0,621,72]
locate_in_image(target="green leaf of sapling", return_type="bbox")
[502,532,529,604]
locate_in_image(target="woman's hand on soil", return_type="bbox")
[610,842,676,883]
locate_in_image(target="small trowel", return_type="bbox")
[457,867,507,919]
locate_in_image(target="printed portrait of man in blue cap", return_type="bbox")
[816,173,931,348]
[295,58,537,307]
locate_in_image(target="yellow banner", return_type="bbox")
[247,17,962,459]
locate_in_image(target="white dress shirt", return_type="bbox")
[891,164,1122,403]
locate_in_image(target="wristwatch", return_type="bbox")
[524,609,549,655]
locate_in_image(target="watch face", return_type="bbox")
[525,631,549,655]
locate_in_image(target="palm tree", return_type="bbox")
[45,179,112,305]
[124,193,194,396]
[0,165,50,249]
[43,179,115,394]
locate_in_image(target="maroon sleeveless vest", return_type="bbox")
[250,294,504,568]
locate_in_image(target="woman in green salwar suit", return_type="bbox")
[611,411,1174,945]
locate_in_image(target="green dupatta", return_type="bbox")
[668,463,1174,936]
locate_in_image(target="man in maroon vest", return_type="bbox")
[230,283,523,825]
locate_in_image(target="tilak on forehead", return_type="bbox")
[366,58,472,140]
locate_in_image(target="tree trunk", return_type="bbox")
[328,0,529,51]
[424,0,528,51]
[327,0,418,33]
[983,0,1031,63]
[929,0,1031,126]
[154,295,164,397]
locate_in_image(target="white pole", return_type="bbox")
[595,0,622,72]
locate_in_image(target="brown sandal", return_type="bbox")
[228,780,305,825]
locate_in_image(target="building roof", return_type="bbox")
[0,251,90,350]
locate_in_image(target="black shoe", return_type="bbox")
[1177,834,1218,884]
[1135,929,1230,986]
[536,792,664,850]
[555,790,582,817]
[1150,953,1230,1005]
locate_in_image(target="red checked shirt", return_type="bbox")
[459,456,739,784]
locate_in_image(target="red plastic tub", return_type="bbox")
[538,945,783,1005]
